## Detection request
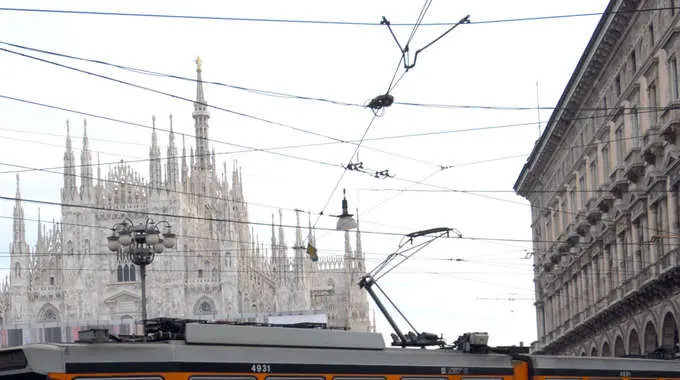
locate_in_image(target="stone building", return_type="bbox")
[515,0,680,356]
[0,59,372,346]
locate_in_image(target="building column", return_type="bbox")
[631,221,641,283]
[668,185,679,260]
[648,205,658,275]
[603,244,611,295]
[616,235,624,288]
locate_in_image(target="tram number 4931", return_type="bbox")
[251,364,272,373]
[619,371,632,377]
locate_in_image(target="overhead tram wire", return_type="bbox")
[5,191,677,251]
[0,94,542,176]
[0,5,678,26]
[0,45,443,169]
[0,159,401,230]
[2,40,677,116]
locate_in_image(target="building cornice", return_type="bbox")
[514,0,637,197]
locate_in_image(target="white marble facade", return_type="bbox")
[0,60,372,338]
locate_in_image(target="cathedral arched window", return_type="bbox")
[14,262,20,277]
[67,240,73,255]
[123,264,130,282]
[49,276,54,286]
[194,297,216,315]
[225,252,232,267]
[198,269,203,278]
[117,265,123,282]
[38,304,59,322]
[129,264,136,281]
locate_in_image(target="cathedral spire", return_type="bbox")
[13,174,26,244]
[62,120,77,201]
[80,119,93,200]
[166,114,179,191]
[181,134,188,190]
[192,56,211,171]
[149,115,162,192]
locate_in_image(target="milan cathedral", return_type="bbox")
[0,59,372,344]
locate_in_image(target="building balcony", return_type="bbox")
[624,147,645,183]
[642,126,664,164]
[660,101,680,144]
[595,185,615,215]
[565,223,580,246]
[576,212,591,236]
[609,166,628,198]
[586,200,602,225]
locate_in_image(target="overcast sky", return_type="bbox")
[0,0,609,346]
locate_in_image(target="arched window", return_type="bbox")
[67,240,73,255]
[129,264,136,282]
[117,265,123,282]
[198,269,204,278]
[49,276,55,286]
[199,301,212,313]
[123,264,130,282]
[14,262,20,277]
[225,252,232,267]
[194,297,216,315]
[38,304,59,322]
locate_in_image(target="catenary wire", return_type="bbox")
[2,40,675,116]
[0,6,677,26]
[0,46,444,169]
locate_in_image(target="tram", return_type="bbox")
[1,318,680,380]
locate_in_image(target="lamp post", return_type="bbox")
[106,217,176,335]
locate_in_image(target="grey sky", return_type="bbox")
[0,0,609,346]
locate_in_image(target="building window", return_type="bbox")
[615,75,621,96]
[615,126,625,163]
[602,145,610,177]
[570,188,577,214]
[117,264,136,282]
[649,22,655,47]
[579,176,586,206]
[49,276,54,286]
[590,159,598,190]
[670,57,679,101]
[603,96,608,116]
[198,269,204,278]
[632,107,640,147]
[648,84,658,125]
[631,50,637,73]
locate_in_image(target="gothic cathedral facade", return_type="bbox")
[0,60,371,342]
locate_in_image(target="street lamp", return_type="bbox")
[106,217,176,335]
